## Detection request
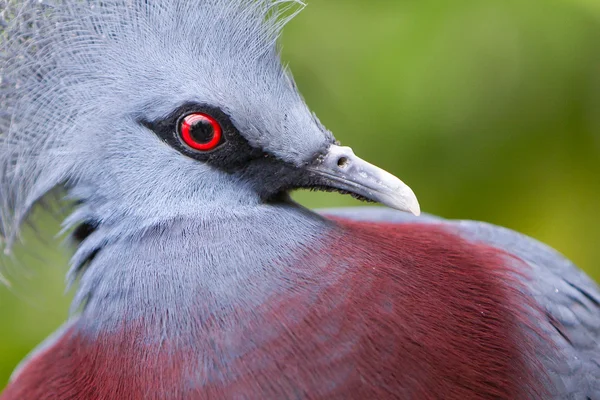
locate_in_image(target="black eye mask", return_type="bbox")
[140,103,265,173]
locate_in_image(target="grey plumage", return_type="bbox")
[0,0,330,255]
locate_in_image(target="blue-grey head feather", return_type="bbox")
[0,0,333,263]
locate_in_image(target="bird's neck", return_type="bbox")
[70,203,333,334]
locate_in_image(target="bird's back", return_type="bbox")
[323,207,600,399]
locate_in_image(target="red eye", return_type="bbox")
[179,113,222,151]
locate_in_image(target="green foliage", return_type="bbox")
[1,0,599,389]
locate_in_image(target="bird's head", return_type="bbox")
[0,0,419,248]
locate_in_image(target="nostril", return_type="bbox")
[337,157,349,169]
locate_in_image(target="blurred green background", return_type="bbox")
[1,0,600,389]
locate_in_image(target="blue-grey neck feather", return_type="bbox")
[72,204,333,335]
[0,0,334,272]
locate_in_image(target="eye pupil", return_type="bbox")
[189,118,215,144]
[179,113,222,151]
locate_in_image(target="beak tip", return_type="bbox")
[407,199,421,217]
[385,195,421,217]
[410,196,421,216]
[401,187,421,217]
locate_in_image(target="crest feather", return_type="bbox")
[0,0,304,256]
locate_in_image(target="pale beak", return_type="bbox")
[306,145,421,216]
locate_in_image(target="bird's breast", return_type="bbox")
[2,218,549,400]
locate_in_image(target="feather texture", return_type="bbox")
[0,0,306,254]
[2,215,550,399]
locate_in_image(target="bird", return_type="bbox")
[0,0,598,399]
